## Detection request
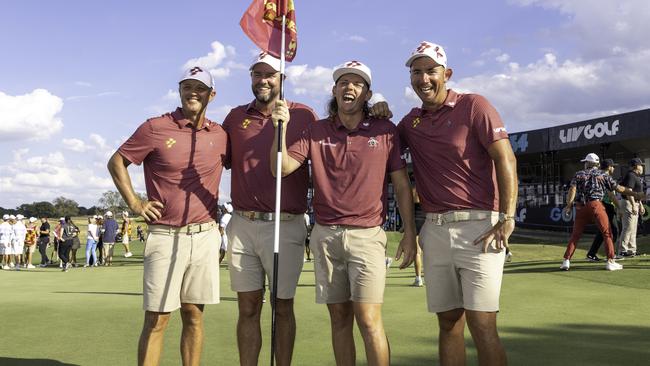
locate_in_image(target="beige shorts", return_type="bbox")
[143,222,220,312]
[25,244,36,254]
[310,224,387,304]
[227,213,306,299]
[420,210,505,313]
[122,234,129,244]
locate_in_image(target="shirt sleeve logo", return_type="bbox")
[412,117,421,128]
[165,138,177,148]
[368,137,379,148]
[241,118,252,129]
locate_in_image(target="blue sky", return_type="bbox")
[2,0,649,208]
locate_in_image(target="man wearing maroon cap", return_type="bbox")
[272,60,417,366]
[108,66,227,366]
[398,41,517,365]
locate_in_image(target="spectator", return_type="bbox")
[85,217,100,267]
[586,159,621,261]
[12,214,27,270]
[24,217,38,269]
[121,211,133,258]
[1,214,14,269]
[101,211,119,266]
[96,216,104,265]
[136,225,146,242]
[58,216,79,272]
[617,158,645,257]
[37,217,51,267]
[52,218,64,267]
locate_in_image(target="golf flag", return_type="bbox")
[240,0,297,61]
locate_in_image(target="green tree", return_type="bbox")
[52,196,80,217]
[98,190,128,214]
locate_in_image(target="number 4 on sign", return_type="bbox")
[509,133,528,153]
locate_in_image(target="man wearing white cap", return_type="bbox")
[397,41,517,365]
[0,214,15,269]
[108,66,228,365]
[12,214,27,269]
[273,60,417,366]
[221,51,318,366]
[562,153,644,271]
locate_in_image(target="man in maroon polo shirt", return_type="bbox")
[397,41,517,366]
[108,66,227,366]
[272,61,417,366]
[221,52,317,366]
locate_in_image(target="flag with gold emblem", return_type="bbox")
[240,0,298,61]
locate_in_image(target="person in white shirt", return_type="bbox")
[85,216,100,267]
[0,214,15,269]
[12,214,27,270]
[219,203,233,264]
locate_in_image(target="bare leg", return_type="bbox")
[274,298,296,366]
[237,290,263,366]
[466,310,507,366]
[138,311,171,366]
[353,302,389,366]
[437,308,467,366]
[180,303,205,366]
[327,302,356,366]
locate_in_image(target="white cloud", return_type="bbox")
[163,89,179,101]
[285,64,334,97]
[403,87,420,105]
[347,35,367,43]
[74,81,92,87]
[0,89,64,142]
[62,138,90,152]
[207,104,235,124]
[183,41,243,80]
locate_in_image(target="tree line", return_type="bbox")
[0,191,146,218]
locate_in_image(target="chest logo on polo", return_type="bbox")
[241,118,252,129]
[412,117,421,128]
[165,138,177,148]
[368,137,379,148]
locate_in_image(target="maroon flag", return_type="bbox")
[240,0,297,62]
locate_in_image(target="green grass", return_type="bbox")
[1,228,650,365]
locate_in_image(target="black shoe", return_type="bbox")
[620,252,635,258]
[586,254,601,262]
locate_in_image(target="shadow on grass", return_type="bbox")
[52,291,141,296]
[0,358,79,366]
[504,323,650,366]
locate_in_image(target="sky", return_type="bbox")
[2,0,650,208]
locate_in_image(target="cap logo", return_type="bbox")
[416,42,432,54]
[165,138,177,148]
[189,67,203,75]
[345,61,362,67]
[412,117,421,128]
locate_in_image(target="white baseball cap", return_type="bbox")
[105,211,113,217]
[29,217,37,223]
[581,153,600,163]
[123,211,129,217]
[405,41,448,68]
[59,217,65,221]
[180,66,214,89]
[9,215,16,220]
[332,61,372,86]
[2,214,8,221]
[250,51,281,72]
[16,214,24,220]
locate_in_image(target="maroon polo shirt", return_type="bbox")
[397,90,508,213]
[222,100,317,214]
[287,117,405,227]
[118,108,228,227]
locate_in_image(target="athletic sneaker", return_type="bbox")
[2,265,9,270]
[586,254,601,262]
[560,259,570,271]
[385,257,393,269]
[27,264,35,269]
[39,264,47,268]
[605,261,623,271]
[124,252,133,258]
[412,277,423,287]
[59,262,63,268]
[9,262,15,268]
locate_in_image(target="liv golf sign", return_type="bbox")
[559,120,619,144]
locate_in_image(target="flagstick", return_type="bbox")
[270,9,287,366]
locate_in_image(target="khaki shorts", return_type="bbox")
[420,210,505,313]
[310,224,387,304]
[143,222,220,312]
[25,244,36,254]
[122,234,130,245]
[227,213,306,299]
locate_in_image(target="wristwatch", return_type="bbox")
[498,213,515,223]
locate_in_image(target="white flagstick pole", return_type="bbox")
[270,7,287,366]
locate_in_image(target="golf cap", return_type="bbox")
[16,214,24,220]
[601,159,617,169]
[9,215,16,220]
[180,66,214,89]
[224,202,233,213]
[250,51,281,72]
[123,211,129,217]
[630,157,645,166]
[2,214,8,221]
[580,153,600,163]
[405,41,448,68]
[29,217,37,223]
[333,61,372,86]
[105,211,113,217]
[59,217,65,221]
